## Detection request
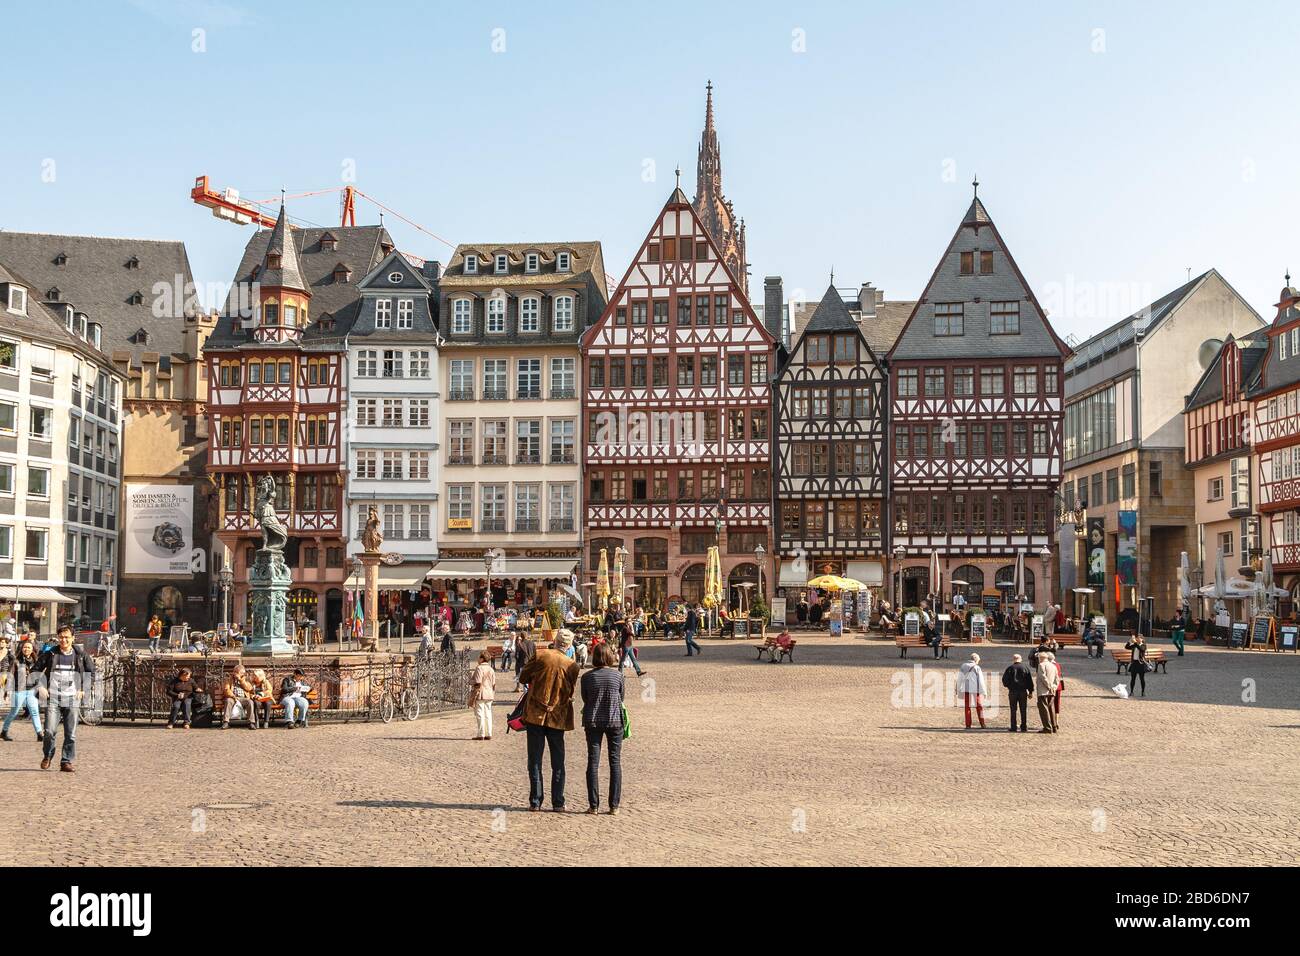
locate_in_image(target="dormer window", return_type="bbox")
[526,253,539,273]
[556,252,571,272]
[128,291,144,305]
[131,328,151,345]
[6,286,27,315]
[463,256,478,275]
[388,271,403,284]
[332,263,351,283]
[53,253,67,267]
[89,323,102,350]
[46,288,60,302]
[380,241,394,256]
[495,254,509,275]
[125,256,140,270]
[267,254,282,270]
[320,233,338,252]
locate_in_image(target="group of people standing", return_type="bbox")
[0,626,92,772]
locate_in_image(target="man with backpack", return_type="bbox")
[37,626,94,772]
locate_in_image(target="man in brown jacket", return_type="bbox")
[517,630,580,811]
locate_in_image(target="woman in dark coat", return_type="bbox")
[1125,633,1149,697]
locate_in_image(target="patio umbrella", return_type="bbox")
[596,549,610,611]
[612,549,626,608]
[806,574,861,592]
[557,582,584,605]
[1179,551,1192,612]
[1214,548,1228,601]
[928,550,941,604]
[1013,551,1026,603]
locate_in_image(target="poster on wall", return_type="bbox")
[125,484,194,575]
[1087,517,1107,589]
[1117,510,1138,586]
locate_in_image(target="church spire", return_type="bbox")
[692,81,748,296]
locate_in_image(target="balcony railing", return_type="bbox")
[481,519,506,533]
[550,387,576,400]
[549,518,575,532]
[448,388,475,401]
[516,453,541,465]
[517,389,541,400]
[448,455,473,466]
[482,454,506,466]
[482,388,507,401]
[550,452,576,464]
[515,519,540,533]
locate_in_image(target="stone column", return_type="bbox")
[358,551,381,651]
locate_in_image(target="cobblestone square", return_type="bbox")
[3,636,1297,867]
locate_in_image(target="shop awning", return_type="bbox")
[1,586,78,604]
[846,560,884,587]
[346,564,437,590]
[778,560,809,588]
[425,557,577,580]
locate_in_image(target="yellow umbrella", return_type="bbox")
[596,549,610,611]
[807,574,861,592]
[613,548,626,607]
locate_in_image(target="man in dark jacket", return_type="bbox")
[513,631,536,692]
[683,603,702,657]
[36,626,94,771]
[1001,654,1034,733]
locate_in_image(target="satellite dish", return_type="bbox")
[1198,338,1223,370]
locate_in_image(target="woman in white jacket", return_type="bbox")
[956,653,987,729]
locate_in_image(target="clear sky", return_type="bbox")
[2,0,1298,342]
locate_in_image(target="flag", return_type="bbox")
[351,589,365,638]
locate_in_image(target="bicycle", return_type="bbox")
[374,672,420,723]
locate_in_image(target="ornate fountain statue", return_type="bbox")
[246,474,294,656]
[361,504,383,553]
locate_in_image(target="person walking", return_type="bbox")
[514,630,536,692]
[1000,653,1034,733]
[37,626,93,771]
[1125,634,1149,697]
[470,650,497,740]
[2,639,43,741]
[618,622,648,677]
[500,633,515,673]
[1169,608,1187,656]
[1035,650,1060,733]
[517,629,580,811]
[581,643,625,815]
[956,653,987,729]
[146,615,164,655]
[683,603,702,657]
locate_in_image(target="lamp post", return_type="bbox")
[218,565,234,632]
[483,550,495,615]
[893,543,906,609]
[1038,543,1052,623]
[754,542,766,604]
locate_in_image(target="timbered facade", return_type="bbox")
[205,206,394,634]
[773,285,888,586]
[886,191,1068,607]
[582,187,776,612]
[1252,281,1300,591]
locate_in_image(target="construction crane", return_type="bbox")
[190,175,452,255]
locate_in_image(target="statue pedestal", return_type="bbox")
[358,551,382,652]
[245,548,296,656]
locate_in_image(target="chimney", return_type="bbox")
[764,276,784,342]
[858,282,878,318]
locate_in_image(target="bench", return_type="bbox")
[896,634,951,658]
[755,634,796,663]
[210,686,320,726]
[1110,649,1168,674]
[1051,633,1083,647]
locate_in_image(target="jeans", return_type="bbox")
[684,630,701,655]
[525,724,566,809]
[168,697,193,725]
[43,700,78,763]
[1008,691,1028,731]
[620,647,643,675]
[1130,669,1146,695]
[282,696,309,725]
[500,651,513,671]
[3,690,43,736]
[585,726,623,810]
[148,637,160,653]
[931,634,943,658]
[1170,628,1185,655]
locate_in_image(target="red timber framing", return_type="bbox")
[580,187,776,600]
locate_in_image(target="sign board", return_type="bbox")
[1231,622,1248,648]
[167,625,187,649]
[732,618,750,639]
[904,613,920,636]
[1087,517,1106,588]
[969,613,987,641]
[1280,625,1298,652]
[982,594,1001,616]
[1031,615,1044,640]
[1249,615,1276,651]
[124,484,194,575]
[829,617,842,637]
[770,597,787,625]
[447,518,473,530]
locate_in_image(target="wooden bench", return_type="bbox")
[1051,632,1083,647]
[210,686,320,726]
[1110,649,1168,674]
[896,633,952,658]
[755,634,796,662]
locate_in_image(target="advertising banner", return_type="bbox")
[1117,510,1138,586]
[1086,517,1106,589]
[125,484,194,575]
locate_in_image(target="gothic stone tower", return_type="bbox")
[693,81,748,298]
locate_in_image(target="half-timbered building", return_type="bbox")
[773,284,892,595]
[886,190,1069,608]
[582,187,776,612]
[206,206,395,636]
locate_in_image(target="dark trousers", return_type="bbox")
[584,726,623,810]
[168,697,193,724]
[525,724,566,809]
[1008,691,1029,730]
[1130,668,1146,695]
[685,630,701,655]
[43,702,77,763]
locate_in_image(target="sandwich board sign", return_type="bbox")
[904,613,920,637]
[969,613,987,641]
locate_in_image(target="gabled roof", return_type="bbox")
[0,259,114,364]
[790,294,913,357]
[888,191,1069,362]
[0,231,197,363]
[258,205,307,293]
[802,285,857,333]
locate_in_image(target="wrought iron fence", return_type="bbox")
[86,649,473,725]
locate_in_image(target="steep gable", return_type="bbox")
[888,195,1068,362]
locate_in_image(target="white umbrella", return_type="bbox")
[1214,548,1227,601]
[928,550,941,606]
[1179,551,1192,611]
[1014,551,1026,602]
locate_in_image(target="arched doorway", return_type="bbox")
[950,565,984,603]
[728,563,759,613]
[288,588,318,635]
[680,563,706,607]
[994,565,1036,603]
[148,585,184,628]
[633,536,668,612]
[901,567,929,608]
[325,588,344,642]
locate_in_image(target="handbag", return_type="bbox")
[506,692,528,733]
[621,703,631,740]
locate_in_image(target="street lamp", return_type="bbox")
[1038,543,1052,619]
[218,565,234,632]
[754,543,766,605]
[893,543,906,609]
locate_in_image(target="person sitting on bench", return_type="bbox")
[1082,619,1106,658]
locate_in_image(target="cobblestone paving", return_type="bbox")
[3,635,1298,866]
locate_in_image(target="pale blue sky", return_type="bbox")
[2,0,1298,341]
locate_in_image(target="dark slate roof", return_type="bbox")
[0,231,196,364]
[0,260,114,364]
[348,250,439,344]
[1250,284,1300,397]
[803,285,857,332]
[1064,270,1211,375]
[208,223,393,351]
[888,194,1068,362]
[790,294,914,357]
[258,205,307,292]
[1186,329,1269,411]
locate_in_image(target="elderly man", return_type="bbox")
[1035,651,1061,734]
[1001,654,1034,733]
[517,630,580,812]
